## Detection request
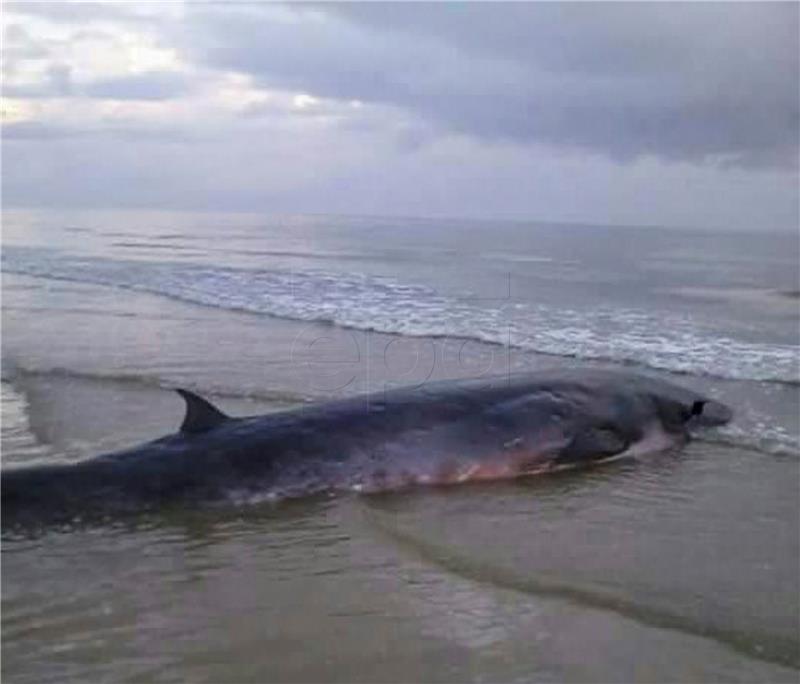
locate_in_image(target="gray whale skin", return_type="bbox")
[1,369,732,533]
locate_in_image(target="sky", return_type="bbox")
[2,1,798,231]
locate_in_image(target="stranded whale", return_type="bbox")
[1,369,732,533]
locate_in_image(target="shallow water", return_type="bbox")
[2,209,799,682]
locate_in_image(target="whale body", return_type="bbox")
[1,369,732,534]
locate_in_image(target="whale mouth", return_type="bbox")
[690,399,733,428]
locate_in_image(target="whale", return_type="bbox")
[1,369,732,534]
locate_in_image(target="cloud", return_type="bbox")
[2,119,197,143]
[1,1,797,229]
[1,121,87,140]
[3,2,185,101]
[82,71,190,101]
[4,68,188,101]
[4,1,172,26]
[184,3,799,168]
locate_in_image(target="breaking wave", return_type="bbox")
[4,247,798,385]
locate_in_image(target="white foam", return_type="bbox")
[4,247,798,387]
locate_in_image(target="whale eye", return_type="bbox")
[690,400,706,418]
[680,400,706,422]
[687,399,733,427]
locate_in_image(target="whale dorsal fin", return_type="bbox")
[176,389,229,434]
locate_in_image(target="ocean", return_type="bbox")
[2,208,798,682]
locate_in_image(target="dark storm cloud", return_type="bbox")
[184,2,799,168]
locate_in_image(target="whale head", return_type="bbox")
[644,385,733,434]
